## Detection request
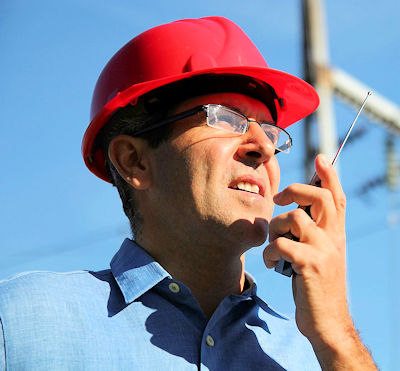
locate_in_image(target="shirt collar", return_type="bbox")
[243,272,288,320]
[110,238,170,304]
[110,238,287,320]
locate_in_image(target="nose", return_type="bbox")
[235,122,276,166]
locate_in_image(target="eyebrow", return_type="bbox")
[220,103,243,113]
[214,103,249,117]
[218,103,274,123]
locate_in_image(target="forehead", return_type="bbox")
[172,92,274,123]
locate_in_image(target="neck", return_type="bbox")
[136,234,246,319]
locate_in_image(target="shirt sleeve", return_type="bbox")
[0,317,5,369]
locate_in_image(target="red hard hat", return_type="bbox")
[82,16,319,182]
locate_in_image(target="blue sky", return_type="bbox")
[1,0,399,369]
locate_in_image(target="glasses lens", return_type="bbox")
[205,104,292,154]
[206,105,247,134]
[261,123,292,153]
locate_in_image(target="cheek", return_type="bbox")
[188,140,234,202]
[189,145,220,190]
[267,157,280,195]
[202,140,236,184]
[151,144,191,196]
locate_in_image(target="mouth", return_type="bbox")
[229,177,266,197]
[235,182,260,195]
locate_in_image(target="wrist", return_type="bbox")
[308,326,377,370]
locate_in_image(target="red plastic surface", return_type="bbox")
[83,16,319,182]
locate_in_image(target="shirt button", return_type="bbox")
[168,282,180,293]
[206,335,215,347]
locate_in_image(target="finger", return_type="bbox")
[274,182,333,207]
[273,184,337,227]
[263,237,308,274]
[268,208,319,243]
[314,154,347,218]
[263,237,298,267]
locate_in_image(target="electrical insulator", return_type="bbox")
[386,137,399,191]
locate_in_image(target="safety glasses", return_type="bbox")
[132,104,292,154]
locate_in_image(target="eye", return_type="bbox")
[215,114,234,124]
[206,105,248,134]
[209,114,233,132]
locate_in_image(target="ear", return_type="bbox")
[108,135,152,190]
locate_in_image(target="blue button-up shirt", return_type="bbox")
[0,239,319,370]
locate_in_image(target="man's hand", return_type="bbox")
[263,154,377,370]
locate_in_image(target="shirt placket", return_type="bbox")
[199,293,256,371]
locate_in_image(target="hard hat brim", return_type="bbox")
[82,65,319,182]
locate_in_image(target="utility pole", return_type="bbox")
[302,0,338,180]
[301,0,400,181]
[386,135,400,369]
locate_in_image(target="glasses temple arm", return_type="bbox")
[132,106,205,136]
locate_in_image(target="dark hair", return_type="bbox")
[95,74,278,237]
[95,96,173,238]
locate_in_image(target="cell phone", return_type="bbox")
[274,92,371,277]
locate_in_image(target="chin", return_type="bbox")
[247,220,269,246]
[226,216,269,249]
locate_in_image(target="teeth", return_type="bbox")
[251,184,260,194]
[236,182,260,194]
[244,183,252,192]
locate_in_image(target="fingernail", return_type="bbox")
[320,154,330,167]
[273,192,281,202]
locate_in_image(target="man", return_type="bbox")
[0,17,376,370]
